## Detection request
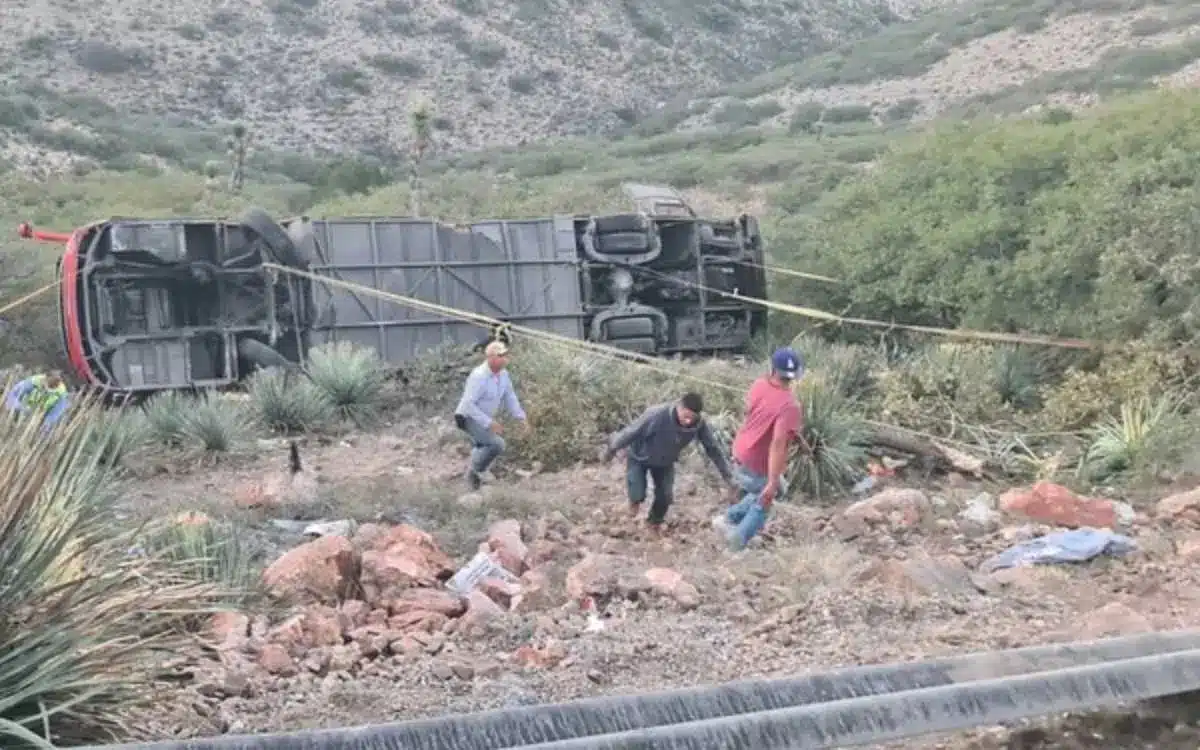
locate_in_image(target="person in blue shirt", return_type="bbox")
[453,340,531,490]
[4,372,70,432]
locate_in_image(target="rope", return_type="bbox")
[0,279,59,316]
[630,263,1096,350]
[738,259,842,285]
[262,263,1037,451]
[262,264,750,396]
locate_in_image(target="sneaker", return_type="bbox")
[466,470,482,491]
[711,514,731,533]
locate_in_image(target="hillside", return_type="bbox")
[0,0,938,173]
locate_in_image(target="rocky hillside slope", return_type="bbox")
[0,0,936,164]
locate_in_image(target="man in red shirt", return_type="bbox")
[714,346,805,551]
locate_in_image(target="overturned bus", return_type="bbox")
[18,184,768,396]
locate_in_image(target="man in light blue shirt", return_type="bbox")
[454,340,530,490]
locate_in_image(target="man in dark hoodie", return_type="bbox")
[602,392,735,529]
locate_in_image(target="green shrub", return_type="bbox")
[138,514,261,609]
[785,379,869,500]
[507,341,747,471]
[247,368,335,433]
[0,399,223,746]
[1080,394,1187,482]
[141,390,192,446]
[305,341,387,425]
[180,392,257,453]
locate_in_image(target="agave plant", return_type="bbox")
[305,341,388,425]
[786,379,869,501]
[178,391,257,454]
[246,367,335,434]
[0,396,222,747]
[140,390,192,446]
[1081,394,1184,481]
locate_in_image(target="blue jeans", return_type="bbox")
[626,458,675,525]
[457,415,505,475]
[725,464,786,550]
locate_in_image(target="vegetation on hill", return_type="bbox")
[775,89,1200,346]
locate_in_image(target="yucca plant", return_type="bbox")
[989,345,1045,411]
[246,367,335,433]
[137,514,263,614]
[140,390,192,446]
[305,341,387,425]
[79,406,148,467]
[786,378,869,501]
[0,396,222,747]
[1080,394,1184,481]
[178,392,256,454]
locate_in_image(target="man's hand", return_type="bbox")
[598,445,614,463]
[490,421,503,434]
[759,479,779,508]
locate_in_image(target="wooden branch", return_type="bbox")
[862,424,992,478]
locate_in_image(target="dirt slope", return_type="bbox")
[122,418,1200,747]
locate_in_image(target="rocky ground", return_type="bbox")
[116,417,1200,749]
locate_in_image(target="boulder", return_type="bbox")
[262,535,360,604]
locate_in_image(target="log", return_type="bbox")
[863,424,990,478]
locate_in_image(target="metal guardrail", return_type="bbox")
[82,631,1200,750]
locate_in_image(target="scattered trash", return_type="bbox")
[581,597,606,633]
[446,550,518,597]
[980,528,1137,572]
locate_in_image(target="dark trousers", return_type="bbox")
[626,457,675,525]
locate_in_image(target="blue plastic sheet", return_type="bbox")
[980,528,1137,573]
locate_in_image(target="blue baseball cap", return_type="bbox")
[771,346,804,379]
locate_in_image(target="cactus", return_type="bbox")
[226,123,249,193]
[408,102,432,216]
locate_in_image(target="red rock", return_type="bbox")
[339,600,370,627]
[209,611,250,650]
[512,642,567,669]
[999,482,1115,528]
[268,615,307,653]
[302,605,345,647]
[526,540,567,566]
[565,553,624,602]
[1157,487,1200,522]
[644,568,700,610]
[359,524,455,603]
[458,589,504,635]
[479,577,521,609]
[512,569,554,612]
[487,519,528,575]
[257,644,296,676]
[388,588,467,618]
[387,610,449,634]
[261,535,361,604]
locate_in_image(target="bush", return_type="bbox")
[141,390,255,453]
[0,399,222,745]
[305,342,387,425]
[141,390,192,446]
[1080,394,1187,482]
[786,379,869,500]
[507,341,747,471]
[791,90,1200,345]
[181,392,257,453]
[138,514,261,609]
[247,368,335,433]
